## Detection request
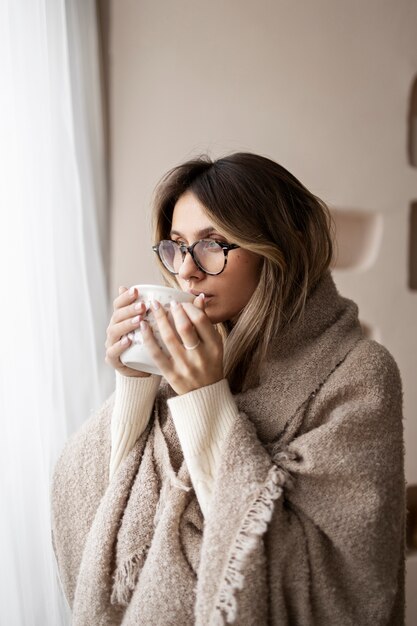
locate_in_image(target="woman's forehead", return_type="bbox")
[171,191,218,237]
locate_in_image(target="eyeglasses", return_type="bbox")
[152,239,240,276]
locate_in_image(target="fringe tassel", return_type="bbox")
[111,546,149,606]
[213,464,288,624]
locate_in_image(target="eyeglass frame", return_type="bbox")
[152,239,240,276]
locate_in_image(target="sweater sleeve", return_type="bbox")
[109,370,161,480]
[167,379,239,517]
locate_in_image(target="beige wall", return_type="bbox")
[106,1,417,618]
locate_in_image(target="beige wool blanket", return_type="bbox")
[51,273,405,625]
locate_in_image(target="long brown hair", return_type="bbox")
[152,152,333,392]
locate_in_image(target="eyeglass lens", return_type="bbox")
[159,240,225,274]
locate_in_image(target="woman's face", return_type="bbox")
[170,191,262,324]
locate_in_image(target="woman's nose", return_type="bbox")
[177,250,205,280]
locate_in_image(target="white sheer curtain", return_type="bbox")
[0,1,113,624]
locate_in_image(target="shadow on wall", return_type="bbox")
[407,75,417,168]
[331,69,417,296]
[331,209,383,272]
[408,75,417,291]
[406,75,417,562]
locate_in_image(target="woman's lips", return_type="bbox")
[188,289,214,298]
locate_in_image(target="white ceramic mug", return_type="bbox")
[120,284,195,375]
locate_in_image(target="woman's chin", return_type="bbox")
[205,307,223,325]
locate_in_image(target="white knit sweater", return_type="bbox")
[109,371,238,516]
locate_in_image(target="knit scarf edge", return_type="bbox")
[110,545,150,607]
[211,464,285,625]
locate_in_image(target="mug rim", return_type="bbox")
[130,283,194,301]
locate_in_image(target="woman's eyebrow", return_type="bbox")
[170,227,217,238]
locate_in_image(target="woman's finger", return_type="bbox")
[105,334,132,367]
[112,285,139,312]
[139,320,172,372]
[180,300,219,346]
[192,293,205,310]
[105,314,143,348]
[169,300,201,349]
[111,299,147,325]
[104,286,153,378]
[148,300,185,359]
[105,331,152,378]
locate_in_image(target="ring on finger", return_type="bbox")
[183,339,201,351]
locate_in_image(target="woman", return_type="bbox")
[51,153,405,625]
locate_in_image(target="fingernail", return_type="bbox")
[151,300,160,310]
[170,300,179,310]
[121,336,129,345]
[129,287,136,296]
[132,315,140,325]
[134,302,143,311]
[140,321,148,332]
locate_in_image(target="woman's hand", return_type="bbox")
[140,294,224,395]
[104,286,151,378]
